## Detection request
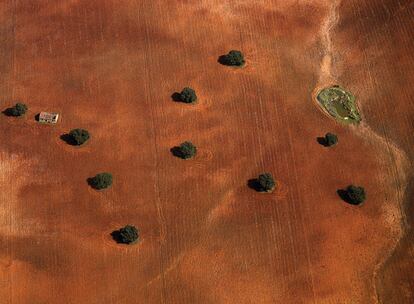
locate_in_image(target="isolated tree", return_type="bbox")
[118,225,139,244]
[324,133,338,147]
[69,128,90,146]
[339,185,366,205]
[172,141,197,159]
[8,103,28,117]
[219,50,245,66]
[258,173,276,193]
[88,172,113,190]
[179,87,197,104]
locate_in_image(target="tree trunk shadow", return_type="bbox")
[60,134,77,145]
[247,179,265,192]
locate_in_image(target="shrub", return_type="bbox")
[171,141,197,159]
[258,173,276,192]
[317,133,338,147]
[69,128,90,146]
[324,133,338,146]
[219,50,245,66]
[117,225,139,244]
[339,185,366,205]
[179,87,197,104]
[8,103,28,117]
[88,172,113,190]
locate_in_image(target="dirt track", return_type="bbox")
[0,1,413,303]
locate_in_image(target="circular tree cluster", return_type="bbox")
[339,185,366,205]
[88,172,113,190]
[8,103,28,117]
[258,173,276,193]
[219,50,245,67]
[117,225,139,244]
[69,128,90,146]
[172,141,197,159]
[179,87,197,104]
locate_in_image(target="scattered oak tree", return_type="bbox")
[258,173,276,193]
[317,132,338,147]
[324,133,338,147]
[69,128,90,146]
[115,225,139,244]
[88,172,113,190]
[171,141,197,159]
[249,173,276,192]
[179,87,197,104]
[7,103,28,117]
[219,50,245,67]
[338,185,366,205]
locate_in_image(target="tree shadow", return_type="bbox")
[170,146,183,158]
[171,92,182,102]
[60,134,77,145]
[317,136,328,147]
[217,55,228,65]
[337,189,349,201]
[2,108,15,117]
[87,177,97,189]
[337,189,360,205]
[247,179,265,192]
[110,230,124,244]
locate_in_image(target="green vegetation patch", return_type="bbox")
[338,185,366,205]
[88,172,113,190]
[218,50,245,67]
[111,225,139,244]
[248,172,276,193]
[171,141,197,159]
[69,128,90,146]
[317,86,361,124]
[5,103,28,117]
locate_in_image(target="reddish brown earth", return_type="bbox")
[0,1,412,303]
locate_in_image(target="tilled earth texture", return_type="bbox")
[0,1,413,303]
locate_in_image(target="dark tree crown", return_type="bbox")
[258,173,276,192]
[179,87,197,103]
[9,103,28,117]
[220,50,245,66]
[172,141,197,159]
[88,172,113,190]
[324,133,338,147]
[345,185,366,205]
[69,128,90,145]
[118,225,139,244]
[338,185,366,205]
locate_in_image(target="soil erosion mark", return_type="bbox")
[318,0,340,85]
[315,1,410,302]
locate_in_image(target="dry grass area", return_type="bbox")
[0,0,412,303]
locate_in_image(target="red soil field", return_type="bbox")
[0,1,412,303]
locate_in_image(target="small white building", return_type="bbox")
[39,112,59,124]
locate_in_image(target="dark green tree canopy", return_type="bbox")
[118,225,139,244]
[69,128,90,146]
[258,173,276,193]
[8,103,28,117]
[88,172,113,190]
[179,87,197,104]
[338,185,366,205]
[324,133,338,147]
[171,141,197,159]
[317,132,338,147]
[219,50,245,67]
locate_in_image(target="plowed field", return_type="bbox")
[0,1,412,303]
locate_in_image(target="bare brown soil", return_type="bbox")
[0,1,412,303]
